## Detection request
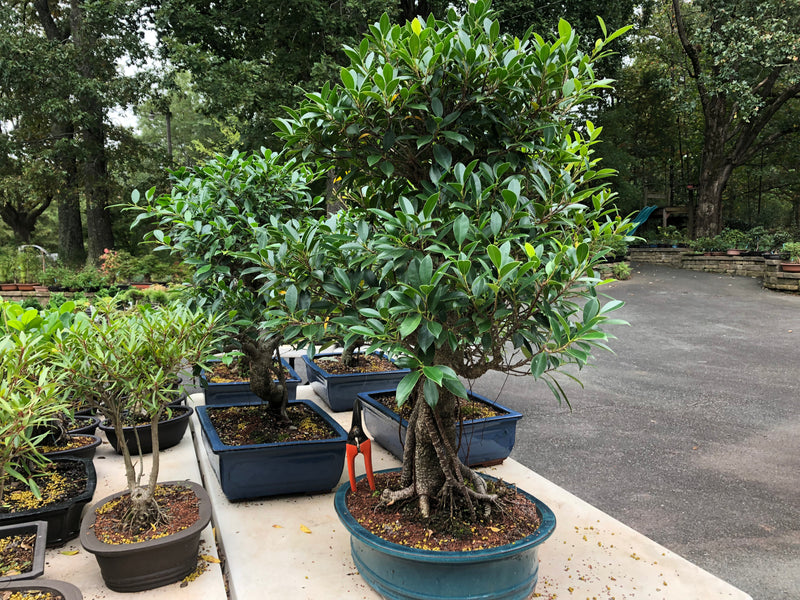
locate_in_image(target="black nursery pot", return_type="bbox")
[42,434,102,461]
[0,457,97,547]
[100,406,193,455]
[0,521,48,582]
[0,579,83,599]
[67,414,101,436]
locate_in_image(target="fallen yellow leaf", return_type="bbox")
[300,524,312,534]
[272,524,283,529]
[200,554,221,564]
[60,549,79,556]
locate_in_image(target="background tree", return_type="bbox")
[135,71,239,168]
[594,1,700,219]
[669,0,800,237]
[493,0,646,84]
[1,0,155,264]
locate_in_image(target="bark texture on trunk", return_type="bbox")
[53,123,86,265]
[33,1,86,265]
[242,337,288,423]
[385,382,495,519]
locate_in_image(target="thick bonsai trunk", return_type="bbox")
[118,410,161,529]
[242,337,289,423]
[383,385,495,518]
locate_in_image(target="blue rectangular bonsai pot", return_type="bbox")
[201,358,301,406]
[359,389,522,467]
[302,352,410,412]
[195,399,348,501]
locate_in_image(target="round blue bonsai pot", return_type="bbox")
[334,469,556,600]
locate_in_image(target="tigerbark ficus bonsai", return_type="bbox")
[262,1,633,517]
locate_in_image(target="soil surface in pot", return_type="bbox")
[314,354,397,374]
[0,461,87,514]
[66,415,97,431]
[38,435,96,454]
[208,360,292,383]
[207,404,339,445]
[91,484,199,545]
[0,591,63,600]
[371,392,505,421]
[346,471,541,552]
[0,532,36,577]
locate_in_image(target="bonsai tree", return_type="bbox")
[0,300,72,504]
[257,2,632,516]
[55,299,225,527]
[129,151,324,423]
[783,242,800,263]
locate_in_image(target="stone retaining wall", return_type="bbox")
[627,248,800,293]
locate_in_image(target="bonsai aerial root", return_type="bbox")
[380,399,497,519]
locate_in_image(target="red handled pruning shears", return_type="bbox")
[346,398,375,493]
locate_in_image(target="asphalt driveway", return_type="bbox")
[469,263,800,600]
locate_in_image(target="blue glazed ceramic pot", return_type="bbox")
[358,389,522,467]
[303,352,409,412]
[335,469,556,600]
[201,358,301,406]
[196,399,347,501]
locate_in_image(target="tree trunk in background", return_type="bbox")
[82,109,115,264]
[53,123,86,266]
[694,103,734,237]
[72,0,114,264]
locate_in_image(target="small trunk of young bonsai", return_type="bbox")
[242,337,289,423]
[117,409,162,529]
[339,337,363,369]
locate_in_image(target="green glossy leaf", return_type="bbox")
[423,377,439,408]
[399,313,422,338]
[433,145,452,171]
[284,285,298,313]
[454,213,469,245]
[531,353,547,379]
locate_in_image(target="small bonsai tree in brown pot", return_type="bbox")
[55,299,226,592]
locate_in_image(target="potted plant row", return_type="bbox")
[132,5,632,597]
[0,300,98,550]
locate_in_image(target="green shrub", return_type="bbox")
[612,262,632,280]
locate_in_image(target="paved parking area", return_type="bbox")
[468,263,800,600]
